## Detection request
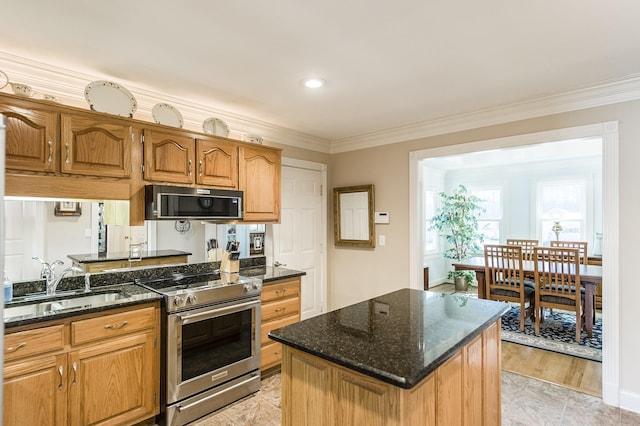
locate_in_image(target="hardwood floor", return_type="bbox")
[502,341,602,397]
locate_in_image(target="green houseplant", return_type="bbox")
[430,185,485,291]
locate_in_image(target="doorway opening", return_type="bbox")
[409,121,619,406]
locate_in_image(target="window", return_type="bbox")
[424,189,439,253]
[536,179,586,245]
[470,187,502,248]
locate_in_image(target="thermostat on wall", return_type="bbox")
[374,211,390,224]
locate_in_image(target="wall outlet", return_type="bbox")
[84,228,92,238]
[379,235,386,246]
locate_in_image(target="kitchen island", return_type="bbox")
[268,288,509,425]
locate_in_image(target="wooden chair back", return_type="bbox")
[506,239,538,261]
[484,244,534,331]
[550,240,588,265]
[533,246,583,341]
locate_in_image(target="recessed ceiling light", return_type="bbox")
[303,78,326,89]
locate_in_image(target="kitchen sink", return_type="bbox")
[4,291,129,321]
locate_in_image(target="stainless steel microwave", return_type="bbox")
[145,185,243,220]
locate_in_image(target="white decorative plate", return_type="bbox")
[202,117,230,137]
[152,103,184,128]
[84,80,137,118]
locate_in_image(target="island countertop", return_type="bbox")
[67,249,192,263]
[269,288,509,389]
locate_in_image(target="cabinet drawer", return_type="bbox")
[261,314,299,346]
[4,324,65,362]
[261,279,300,303]
[71,306,155,345]
[262,298,299,322]
[261,341,283,370]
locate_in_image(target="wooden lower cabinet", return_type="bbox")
[260,277,301,372]
[3,302,160,426]
[280,321,501,426]
[3,353,68,426]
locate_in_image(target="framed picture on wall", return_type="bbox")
[54,201,82,216]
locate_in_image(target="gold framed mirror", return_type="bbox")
[333,184,375,248]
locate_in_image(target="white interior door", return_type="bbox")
[273,159,326,319]
[3,200,44,280]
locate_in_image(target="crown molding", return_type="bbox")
[3,51,640,156]
[330,75,640,154]
[0,51,332,154]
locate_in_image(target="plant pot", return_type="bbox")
[454,276,469,292]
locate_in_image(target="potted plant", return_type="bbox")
[430,185,485,291]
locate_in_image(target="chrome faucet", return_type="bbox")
[47,266,83,296]
[32,257,64,285]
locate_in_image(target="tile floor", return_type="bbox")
[190,371,640,425]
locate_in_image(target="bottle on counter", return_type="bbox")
[3,270,13,302]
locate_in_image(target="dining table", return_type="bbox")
[452,256,602,338]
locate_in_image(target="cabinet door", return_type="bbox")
[196,137,238,188]
[1,100,58,172]
[144,129,195,183]
[282,347,332,426]
[3,353,67,426]
[60,114,132,177]
[239,145,281,222]
[333,368,400,425]
[67,331,157,426]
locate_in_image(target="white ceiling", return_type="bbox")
[1,1,640,147]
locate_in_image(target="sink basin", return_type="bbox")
[4,291,128,321]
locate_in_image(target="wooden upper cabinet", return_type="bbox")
[60,114,133,178]
[196,137,238,188]
[143,129,196,184]
[239,145,281,222]
[0,100,58,172]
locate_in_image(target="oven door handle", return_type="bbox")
[176,299,259,324]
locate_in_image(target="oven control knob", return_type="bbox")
[185,294,196,304]
[173,296,184,306]
[244,282,261,292]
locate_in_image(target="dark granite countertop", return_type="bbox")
[4,283,162,329]
[67,249,192,263]
[239,266,306,283]
[268,288,509,389]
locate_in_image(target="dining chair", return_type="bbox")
[533,247,584,342]
[550,240,588,265]
[506,239,538,261]
[484,244,535,332]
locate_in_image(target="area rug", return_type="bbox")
[500,305,602,362]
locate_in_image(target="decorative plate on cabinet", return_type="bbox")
[152,103,184,128]
[202,117,230,137]
[84,80,137,118]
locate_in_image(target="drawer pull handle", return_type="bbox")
[64,143,70,164]
[104,320,129,330]
[58,366,64,390]
[72,362,78,385]
[199,160,203,176]
[275,289,287,296]
[5,342,27,353]
[47,140,53,162]
[274,351,281,355]
[275,307,286,313]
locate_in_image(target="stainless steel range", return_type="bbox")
[136,271,262,426]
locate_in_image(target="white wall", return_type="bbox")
[425,156,602,285]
